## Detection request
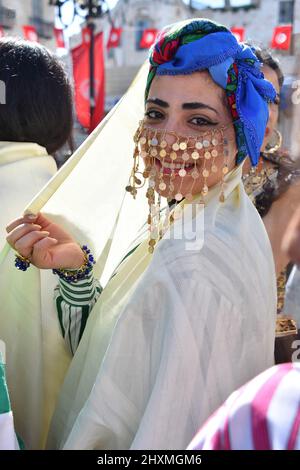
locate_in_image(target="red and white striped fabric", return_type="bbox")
[188,363,300,450]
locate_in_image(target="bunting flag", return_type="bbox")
[0,27,4,38]
[271,25,292,50]
[54,27,65,49]
[230,27,245,42]
[22,25,38,42]
[71,30,105,132]
[107,27,122,49]
[140,28,158,49]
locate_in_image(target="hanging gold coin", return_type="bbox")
[222,166,229,175]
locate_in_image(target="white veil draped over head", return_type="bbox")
[0,63,148,449]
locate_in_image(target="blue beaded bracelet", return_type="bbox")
[15,254,31,271]
[52,245,96,283]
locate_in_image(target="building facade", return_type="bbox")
[0,0,56,49]
[65,0,299,149]
[78,0,297,110]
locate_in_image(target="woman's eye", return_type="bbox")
[189,117,217,126]
[145,110,164,120]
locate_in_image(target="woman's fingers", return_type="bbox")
[13,231,50,258]
[6,212,52,234]
[6,223,42,246]
[6,217,29,234]
[23,213,52,229]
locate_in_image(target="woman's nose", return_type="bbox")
[161,118,182,146]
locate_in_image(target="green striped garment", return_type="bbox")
[55,272,102,355]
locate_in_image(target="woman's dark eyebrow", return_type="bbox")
[145,98,219,115]
[182,102,219,114]
[146,98,169,108]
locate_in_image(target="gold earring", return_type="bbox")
[264,129,282,154]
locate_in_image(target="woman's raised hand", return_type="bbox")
[6,213,85,270]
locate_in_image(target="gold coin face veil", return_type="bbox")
[126,120,233,252]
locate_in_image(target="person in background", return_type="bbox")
[281,205,300,339]
[242,45,300,361]
[0,37,73,249]
[188,362,300,450]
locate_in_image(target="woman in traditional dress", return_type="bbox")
[7,19,277,450]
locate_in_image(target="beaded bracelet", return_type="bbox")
[15,254,31,271]
[52,245,95,283]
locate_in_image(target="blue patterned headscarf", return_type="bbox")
[146,18,277,166]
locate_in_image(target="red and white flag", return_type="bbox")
[107,27,122,49]
[23,25,38,42]
[140,28,158,49]
[0,27,4,38]
[231,27,245,43]
[271,25,292,50]
[82,26,92,45]
[72,31,105,132]
[54,28,65,49]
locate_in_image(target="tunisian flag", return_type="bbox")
[107,27,122,49]
[140,29,158,49]
[271,25,292,50]
[231,27,245,43]
[23,25,38,42]
[72,30,105,132]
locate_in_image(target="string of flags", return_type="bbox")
[0,22,293,52]
[107,24,294,51]
[0,24,66,49]
[230,25,293,51]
